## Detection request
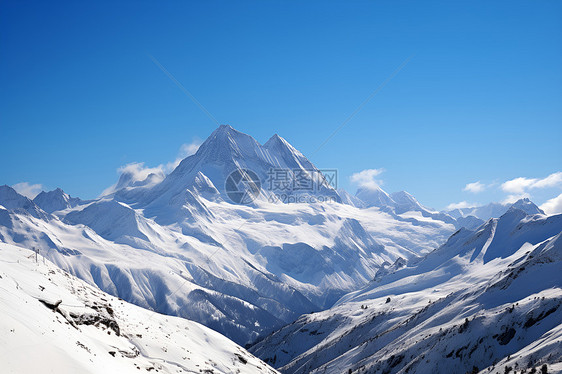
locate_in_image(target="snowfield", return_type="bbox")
[0,242,277,374]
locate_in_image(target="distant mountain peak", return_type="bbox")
[34,188,83,213]
[355,186,394,209]
[193,124,263,163]
[264,133,290,149]
[0,185,47,218]
[390,190,420,206]
[508,198,545,216]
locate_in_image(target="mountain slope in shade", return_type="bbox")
[0,242,277,374]
[250,208,562,374]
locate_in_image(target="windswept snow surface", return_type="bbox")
[0,242,277,374]
[250,209,562,374]
[0,126,465,345]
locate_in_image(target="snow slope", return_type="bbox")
[0,242,277,374]
[250,208,562,374]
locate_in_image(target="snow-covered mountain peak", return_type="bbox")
[34,187,83,213]
[0,185,33,208]
[192,124,264,163]
[263,133,296,155]
[140,125,341,209]
[508,197,545,216]
[263,133,315,171]
[0,185,46,218]
[390,190,426,211]
[355,185,394,208]
[390,190,416,204]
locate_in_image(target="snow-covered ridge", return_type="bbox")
[0,242,277,374]
[34,187,85,213]
[250,208,562,374]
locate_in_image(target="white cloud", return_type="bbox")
[501,177,537,194]
[12,182,43,199]
[101,162,167,196]
[540,193,562,215]
[181,141,202,157]
[502,193,531,205]
[165,139,202,171]
[446,201,476,210]
[463,181,486,193]
[532,172,562,189]
[118,162,166,183]
[350,168,385,190]
[100,140,202,197]
[501,172,562,194]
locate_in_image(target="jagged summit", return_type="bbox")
[263,133,314,170]
[508,197,545,216]
[390,190,426,211]
[192,124,263,163]
[138,125,340,209]
[263,133,294,151]
[390,190,418,205]
[0,185,46,218]
[33,187,83,213]
[355,185,395,209]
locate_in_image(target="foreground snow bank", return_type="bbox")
[0,242,277,374]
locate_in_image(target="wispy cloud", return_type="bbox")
[502,193,531,204]
[446,201,476,210]
[119,162,166,183]
[350,168,385,190]
[101,140,202,196]
[540,193,562,215]
[501,172,562,194]
[12,182,43,199]
[463,181,487,193]
[165,139,202,171]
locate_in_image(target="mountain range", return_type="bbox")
[250,206,562,373]
[1,125,560,373]
[0,125,460,344]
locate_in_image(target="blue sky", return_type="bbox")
[1,1,561,211]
